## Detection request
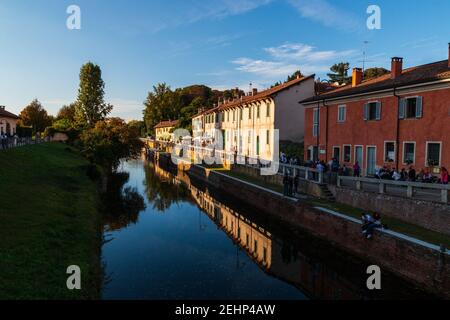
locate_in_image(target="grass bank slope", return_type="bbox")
[0,143,101,299]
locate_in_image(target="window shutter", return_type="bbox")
[363,103,369,120]
[416,96,423,118]
[376,102,382,120]
[399,99,406,119]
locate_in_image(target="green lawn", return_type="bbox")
[0,143,102,299]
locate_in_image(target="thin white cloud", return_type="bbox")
[265,43,356,62]
[287,0,362,31]
[109,98,143,121]
[232,43,356,78]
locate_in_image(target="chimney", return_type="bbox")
[297,74,301,79]
[352,68,363,87]
[252,88,258,96]
[448,43,450,68]
[391,57,403,79]
[0,106,5,110]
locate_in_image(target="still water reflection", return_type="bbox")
[101,159,429,300]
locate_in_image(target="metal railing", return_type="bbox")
[0,137,37,150]
[338,176,450,204]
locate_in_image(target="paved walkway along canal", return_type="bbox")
[101,159,433,300]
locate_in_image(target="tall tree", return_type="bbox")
[75,62,113,127]
[327,62,351,85]
[364,67,389,79]
[18,99,53,134]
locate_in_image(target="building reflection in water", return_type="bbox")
[111,159,430,300]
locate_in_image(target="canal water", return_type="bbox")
[101,159,431,300]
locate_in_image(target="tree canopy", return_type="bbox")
[75,62,113,127]
[364,67,390,79]
[18,99,53,134]
[327,62,351,85]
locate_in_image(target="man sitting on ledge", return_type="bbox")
[361,212,386,240]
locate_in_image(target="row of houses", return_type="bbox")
[155,43,450,175]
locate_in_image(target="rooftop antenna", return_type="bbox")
[358,41,374,73]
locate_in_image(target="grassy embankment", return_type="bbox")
[202,165,450,248]
[0,143,102,299]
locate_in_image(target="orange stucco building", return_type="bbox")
[302,44,450,176]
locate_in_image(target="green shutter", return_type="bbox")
[376,102,382,120]
[363,103,369,120]
[399,99,406,119]
[416,97,423,118]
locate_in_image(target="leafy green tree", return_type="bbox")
[364,67,389,79]
[57,103,77,122]
[327,62,351,85]
[127,120,146,137]
[75,62,113,127]
[18,99,53,134]
[80,118,143,173]
[143,83,182,134]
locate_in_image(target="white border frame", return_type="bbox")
[403,95,420,119]
[366,145,377,176]
[332,146,341,162]
[337,105,346,123]
[343,144,352,163]
[402,141,416,165]
[354,145,364,168]
[383,141,396,163]
[425,141,442,167]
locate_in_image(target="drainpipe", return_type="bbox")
[323,99,329,163]
[393,87,401,171]
[316,101,320,162]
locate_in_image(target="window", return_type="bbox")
[384,142,395,162]
[232,110,235,122]
[399,97,423,119]
[426,142,441,167]
[266,130,270,145]
[403,142,415,164]
[266,104,270,117]
[248,107,252,119]
[313,108,319,137]
[227,111,229,122]
[257,105,260,118]
[364,102,381,121]
[263,247,267,262]
[246,234,250,247]
[333,147,341,161]
[338,105,346,122]
[343,145,351,162]
[240,109,243,121]
[254,240,258,252]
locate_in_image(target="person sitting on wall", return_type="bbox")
[441,167,449,185]
[392,170,402,181]
[361,212,385,240]
[408,166,417,182]
[353,162,361,177]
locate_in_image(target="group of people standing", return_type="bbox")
[282,171,300,197]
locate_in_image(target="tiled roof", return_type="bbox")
[154,120,179,129]
[217,75,315,111]
[0,108,19,119]
[302,60,450,103]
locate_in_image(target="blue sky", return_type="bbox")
[1,0,449,120]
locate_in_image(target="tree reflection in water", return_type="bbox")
[143,162,192,212]
[103,172,146,231]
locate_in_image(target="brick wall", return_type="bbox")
[187,164,450,298]
[336,187,450,235]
